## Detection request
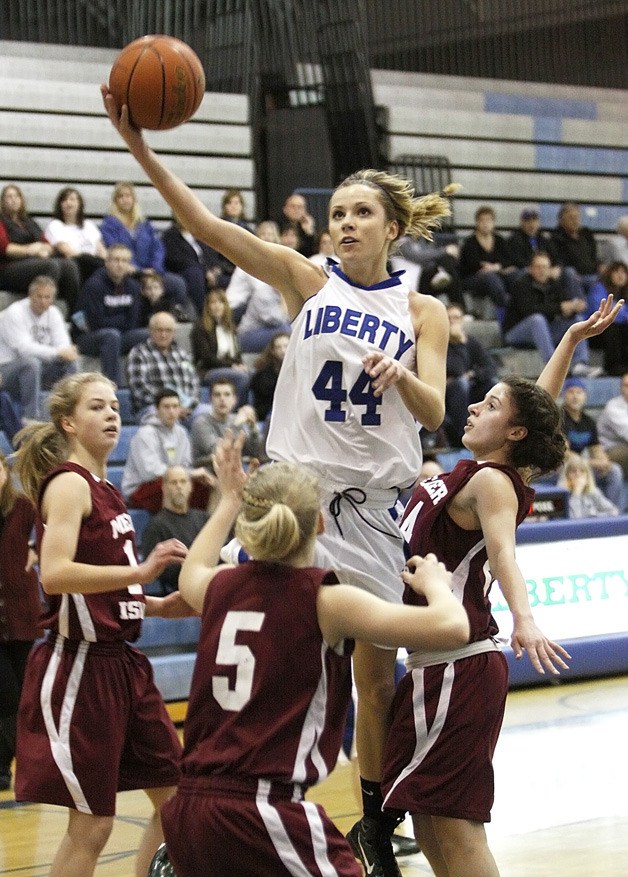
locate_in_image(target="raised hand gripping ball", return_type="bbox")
[109,35,205,130]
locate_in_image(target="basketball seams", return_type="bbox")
[109,35,205,131]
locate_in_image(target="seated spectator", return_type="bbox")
[250,331,289,423]
[225,220,280,323]
[596,372,628,477]
[190,288,250,407]
[122,389,214,513]
[191,378,264,471]
[140,465,208,594]
[418,455,444,481]
[0,184,80,309]
[560,377,624,509]
[216,188,254,287]
[560,454,619,519]
[444,303,499,447]
[603,215,628,267]
[586,261,628,376]
[72,244,149,385]
[0,275,78,420]
[308,229,337,268]
[126,310,202,423]
[394,236,465,309]
[503,251,601,378]
[507,208,583,299]
[550,202,599,296]
[44,186,106,283]
[279,225,300,250]
[278,192,316,257]
[231,222,292,353]
[162,213,226,314]
[459,205,512,319]
[100,181,193,315]
[138,272,190,326]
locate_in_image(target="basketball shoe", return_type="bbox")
[346,816,402,877]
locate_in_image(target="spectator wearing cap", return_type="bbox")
[508,208,584,299]
[561,377,624,509]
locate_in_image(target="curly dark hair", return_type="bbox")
[502,377,567,475]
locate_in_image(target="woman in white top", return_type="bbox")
[103,85,455,876]
[45,187,106,282]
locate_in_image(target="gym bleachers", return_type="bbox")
[373,69,627,238]
[0,40,255,231]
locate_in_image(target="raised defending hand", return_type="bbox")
[568,294,623,344]
[212,430,250,501]
[510,616,571,675]
[402,553,453,598]
[362,350,407,397]
[140,538,188,583]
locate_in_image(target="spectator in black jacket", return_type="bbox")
[459,205,513,320]
[508,208,583,300]
[503,251,601,378]
[162,214,226,315]
[72,244,149,385]
[444,304,499,447]
[190,288,250,407]
[550,202,599,296]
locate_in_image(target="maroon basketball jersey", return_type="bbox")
[400,459,534,642]
[36,462,145,643]
[182,562,353,789]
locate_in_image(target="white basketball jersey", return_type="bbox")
[267,267,423,491]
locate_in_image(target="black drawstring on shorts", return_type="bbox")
[329,488,403,541]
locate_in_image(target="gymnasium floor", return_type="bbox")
[1,674,626,876]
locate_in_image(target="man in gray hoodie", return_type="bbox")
[122,388,214,512]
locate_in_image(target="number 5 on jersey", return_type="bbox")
[213,611,265,711]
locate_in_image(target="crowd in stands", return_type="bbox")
[0,180,626,527]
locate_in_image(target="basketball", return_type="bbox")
[109,35,205,130]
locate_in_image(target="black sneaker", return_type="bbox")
[346,816,402,877]
[391,831,420,857]
[0,769,11,792]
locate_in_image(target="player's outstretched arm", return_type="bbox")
[317,554,469,651]
[178,432,247,612]
[101,87,320,317]
[537,295,623,400]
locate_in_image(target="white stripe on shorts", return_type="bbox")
[40,636,92,813]
[256,779,340,876]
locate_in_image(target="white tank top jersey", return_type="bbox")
[266,266,423,492]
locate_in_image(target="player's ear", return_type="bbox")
[508,424,528,443]
[316,510,325,535]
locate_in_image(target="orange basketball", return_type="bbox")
[109,35,205,130]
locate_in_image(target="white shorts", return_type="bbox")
[314,486,406,605]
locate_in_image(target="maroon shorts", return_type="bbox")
[15,636,181,816]
[162,775,362,877]
[382,650,508,823]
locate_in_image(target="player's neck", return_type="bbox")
[68,448,107,481]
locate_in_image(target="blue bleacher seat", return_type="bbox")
[116,388,135,424]
[129,508,152,542]
[109,424,138,465]
[106,465,124,491]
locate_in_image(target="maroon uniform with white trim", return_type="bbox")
[162,561,361,877]
[15,462,181,816]
[382,459,534,822]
